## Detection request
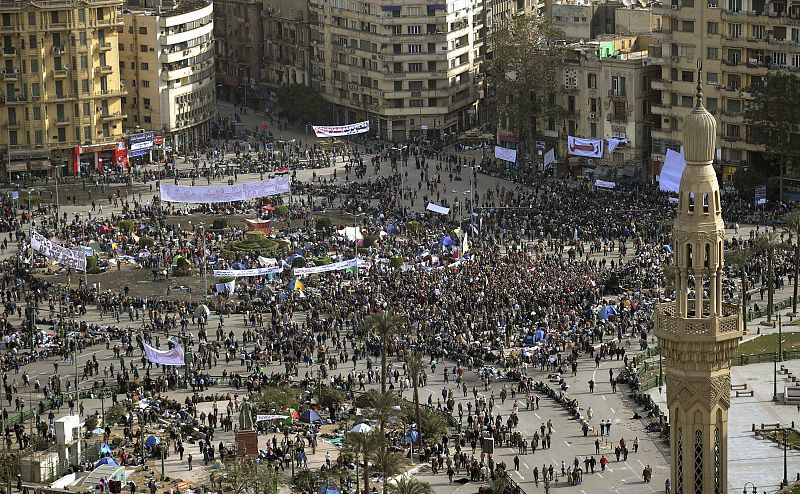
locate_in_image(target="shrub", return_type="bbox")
[118,220,135,233]
[291,257,306,268]
[362,235,377,248]
[86,256,100,274]
[211,218,228,230]
[217,276,236,283]
[27,194,42,205]
[252,386,303,412]
[406,221,420,235]
[390,256,403,269]
[85,415,98,432]
[138,236,155,248]
[315,216,332,231]
[314,256,332,266]
[274,205,289,217]
[245,230,266,240]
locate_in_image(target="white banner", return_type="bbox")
[544,148,556,167]
[215,280,236,294]
[494,146,517,162]
[312,121,370,138]
[606,138,624,154]
[426,203,450,215]
[294,258,362,276]
[160,176,290,203]
[595,179,616,189]
[212,266,283,278]
[568,136,604,158]
[30,230,87,272]
[659,148,686,193]
[142,342,185,366]
[256,414,289,422]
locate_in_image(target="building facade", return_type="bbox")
[0,0,127,177]
[552,2,660,41]
[120,0,215,156]
[554,40,661,178]
[655,78,741,494]
[651,0,800,182]
[309,0,485,141]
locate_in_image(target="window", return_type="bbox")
[144,116,151,123]
[773,51,787,66]
[57,128,66,142]
[408,63,422,72]
[590,122,597,137]
[681,70,694,82]
[427,61,436,71]
[727,124,740,137]
[79,31,87,45]
[707,22,718,34]
[588,72,597,88]
[727,0,742,10]
[140,44,148,52]
[138,26,148,34]
[84,126,91,141]
[143,97,151,107]
[752,24,765,39]
[81,79,89,93]
[80,55,88,69]
[682,95,693,106]
[393,43,401,54]
[142,80,150,87]
[407,6,420,15]
[28,35,36,49]
[30,59,38,73]
[428,79,437,89]
[83,102,90,116]
[409,99,423,107]
[707,72,718,83]
[682,20,695,32]
[427,42,436,53]
[407,25,421,34]
[728,23,741,38]
[408,44,421,53]
[391,25,401,35]
[428,97,437,106]
[694,430,703,494]
[32,106,41,120]
[706,97,718,111]
[408,80,423,90]
[726,99,742,114]
[394,81,402,91]
[707,47,719,59]
[547,118,555,131]
[102,123,110,137]
[34,130,42,145]
[78,8,85,22]
[27,11,35,25]
[31,83,40,97]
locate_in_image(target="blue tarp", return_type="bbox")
[300,410,321,423]
[442,236,457,247]
[599,305,617,320]
[144,435,161,447]
[95,457,118,468]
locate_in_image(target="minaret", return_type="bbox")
[655,65,742,494]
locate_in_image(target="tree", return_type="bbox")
[371,446,408,494]
[754,231,787,325]
[388,477,433,494]
[212,458,279,494]
[744,73,800,200]
[276,84,332,125]
[726,247,753,333]
[344,429,384,494]
[416,407,448,445]
[487,15,567,173]
[405,354,423,456]
[783,211,800,316]
[364,389,399,433]
[364,310,406,393]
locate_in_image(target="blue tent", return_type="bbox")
[300,409,321,423]
[599,305,617,320]
[144,435,161,447]
[385,224,400,235]
[442,236,458,247]
[100,443,113,454]
[231,262,247,270]
[95,457,118,468]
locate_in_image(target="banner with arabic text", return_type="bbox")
[567,136,603,158]
[212,266,283,278]
[312,121,370,138]
[30,230,87,272]
[143,342,185,366]
[160,176,290,203]
[294,258,362,275]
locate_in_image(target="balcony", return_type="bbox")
[95,65,113,75]
[2,71,17,81]
[53,69,69,79]
[562,84,579,93]
[46,22,70,31]
[0,25,22,33]
[652,79,673,90]
[608,90,627,100]
[655,301,741,342]
[55,117,70,126]
[6,121,20,129]
[99,41,112,51]
[99,111,126,121]
[567,109,581,118]
[2,47,15,57]
[607,112,629,122]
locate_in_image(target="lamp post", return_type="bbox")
[781,428,789,488]
[199,223,208,302]
[27,188,35,220]
[773,352,779,402]
[778,313,783,361]
[742,481,757,494]
[658,349,663,394]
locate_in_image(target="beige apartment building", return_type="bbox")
[309,0,485,141]
[120,0,216,156]
[551,37,660,178]
[214,0,310,111]
[651,0,800,183]
[0,0,127,178]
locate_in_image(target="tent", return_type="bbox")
[95,457,118,468]
[144,435,161,447]
[289,279,305,292]
[194,305,210,319]
[350,423,372,433]
[385,224,400,235]
[599,305,617,320]
[300,410,321,423]
[231,262,247,270]
[442,236,458,247]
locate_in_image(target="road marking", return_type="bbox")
[597,473,604,479]
[514,471,524,480]
[564,440,571,447]
[638,459,646,468]
[581,490,587,494]
[534,413,541,419]
[602,395,606,400]
[523,463,530,469]
[610,407,615,414]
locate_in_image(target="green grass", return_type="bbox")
[734,331,800,359]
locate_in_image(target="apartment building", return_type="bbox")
[556,38,661,178]
[0,0,127,178]
[552,2,660,40]
[651,0,800,182]
[120,0,216,155]
[309,0,485,141]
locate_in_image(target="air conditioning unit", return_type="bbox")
[671,4,680,8]
[379,90,385,96]
[377,54,384,60]
[589,112,596,119]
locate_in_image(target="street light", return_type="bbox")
[781,428,789,487]
[27,188,35,219]
[742,481,757,494]
[773,352,779,402]
[778,313,784,361]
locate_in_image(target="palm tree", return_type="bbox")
[405,353,423,453]
[783,211,800,316]
[364,310,407,393]
[365,389,399,433]
[388,477,433,494]
[754,231,786,325]
[344,429,384,494]
[417,407,448,446]
[726,247,753,333]
[371,445,408,494]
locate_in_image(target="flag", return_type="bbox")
[606,138,622,154]
[659,149,686,193]
[494,146,517,162]
[544,148,555,167]
[426,203,450,215]
[290,278,305,292]
[462,232,470,254]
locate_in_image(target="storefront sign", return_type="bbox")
[129,132,155,157]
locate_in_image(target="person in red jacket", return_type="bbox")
[600,455,609,472]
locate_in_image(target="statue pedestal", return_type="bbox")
[235,429,259,458]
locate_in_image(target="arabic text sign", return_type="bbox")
[30,230,87,272]
[212,266,283,278]
[312,121,370,137]
[143,342,185,366]
[567,136,604,158]
[160,176,290,203]
[494,146,517,162]
[294,258,361,275]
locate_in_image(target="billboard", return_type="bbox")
[128,132,155,157]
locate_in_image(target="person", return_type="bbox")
[633,436,640,453]
[600,455,608,472]
[665,478,671,494]
[188,454,193,471]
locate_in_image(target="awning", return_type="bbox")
[29,160,51,171]
[621,164,638,177]
[382,5,401,10]
[6,161,27,172]
[428,4,446,8]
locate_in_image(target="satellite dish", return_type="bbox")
[623,0,633,6]
[638,0,647,6]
